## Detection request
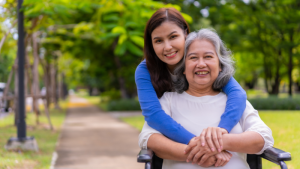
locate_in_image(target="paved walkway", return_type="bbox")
[54,95,144,169]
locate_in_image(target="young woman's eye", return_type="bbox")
[155,39,162,43]
[170,35,177,39]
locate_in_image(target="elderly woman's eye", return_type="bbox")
[205,55,213,58]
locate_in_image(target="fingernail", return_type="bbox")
[218,148,221,152]
[211,148,214,151]
[194,137,198,140]
[202,143,204,146]
[186,160,189,162]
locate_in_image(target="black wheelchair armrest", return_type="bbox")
[138,149,153,169]
[137,149,153,163]
[259,147,291,169]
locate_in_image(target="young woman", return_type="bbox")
[135,8,247,154]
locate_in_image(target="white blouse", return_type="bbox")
[138,92,274,169]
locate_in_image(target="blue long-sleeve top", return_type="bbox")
[135,60,247,145]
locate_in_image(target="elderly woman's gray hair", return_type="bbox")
[173,28,234,93]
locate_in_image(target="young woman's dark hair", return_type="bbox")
[143,8,190,98]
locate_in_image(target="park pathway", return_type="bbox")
[54,95,144,169]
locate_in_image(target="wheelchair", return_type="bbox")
[137,147,291,169]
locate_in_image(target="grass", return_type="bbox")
[0,100,68,169]
[121,111,300,169]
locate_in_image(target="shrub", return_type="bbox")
[248,97,300,110]
[100,89,121,101]
[107,99,141,111]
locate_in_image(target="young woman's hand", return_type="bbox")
[185,137,218,165]
[200,127,228,153]
[214,151,232,167]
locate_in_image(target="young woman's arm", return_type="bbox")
[220,77,247,132]
[135,60,195,144]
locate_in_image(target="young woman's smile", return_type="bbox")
[151,21,186,72]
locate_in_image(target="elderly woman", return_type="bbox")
[138,28,274,169]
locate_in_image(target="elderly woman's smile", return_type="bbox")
[184,39,221,95]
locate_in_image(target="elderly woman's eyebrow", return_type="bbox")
[187,53,197,57]
[204,52,215,55]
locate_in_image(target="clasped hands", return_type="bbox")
[184,127,232,167]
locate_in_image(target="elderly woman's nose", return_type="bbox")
[196,58,207,68]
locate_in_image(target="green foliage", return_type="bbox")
[107,98,141,111]
[248,97,300,110]
[100,88,121,101]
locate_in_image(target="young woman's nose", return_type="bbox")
[164,41,172,51]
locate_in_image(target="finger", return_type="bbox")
[221,152,231,166]
[215,153,223,167]
[212,128,221,152]
[192,151,204,164]
[217,128,223,151]
[186,146,200,163]
[206,128,215,152]
[215,157,221,167]
[198,154,210,165]
[185,139,197,154]
[220,154,227,166]
[200,128,207,147]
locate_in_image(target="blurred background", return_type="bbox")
[0,0,299,169]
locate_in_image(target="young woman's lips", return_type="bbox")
[165,52,177,58]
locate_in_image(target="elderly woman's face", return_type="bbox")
[184,39,221,90]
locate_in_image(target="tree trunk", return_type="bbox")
[288,32,293,97]
[32,32,41,124]
[53,58,60,109]
[270,50,281,96]
[44,62,51,108]
[114,56,128,99]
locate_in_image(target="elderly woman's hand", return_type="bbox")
[200,127,228,153]
[214,151,232,167]
[185,136,218,165]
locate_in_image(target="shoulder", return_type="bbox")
[159,92,177,102]
[135,60,147,73]
[135,60,150,80]
[241,100,258,118]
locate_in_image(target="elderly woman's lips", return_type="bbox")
[195,71,209,75]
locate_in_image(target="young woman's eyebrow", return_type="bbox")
[153,31,177,40]
[167,31,177,37]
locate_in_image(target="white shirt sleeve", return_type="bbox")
[239,101,274,154]
[138,92,172,149]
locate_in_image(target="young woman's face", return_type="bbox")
[151,21,186,71]
[184,39,221,90]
